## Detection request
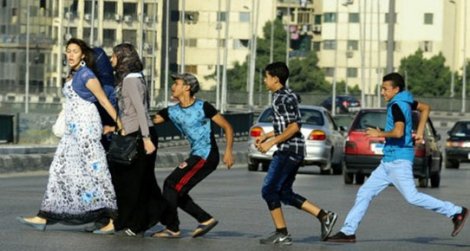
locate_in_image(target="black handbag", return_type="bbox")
[107,132,141,166]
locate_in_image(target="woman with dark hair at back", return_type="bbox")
[92,47,117,151]
[107,43,164,236]
[17,38,119,233]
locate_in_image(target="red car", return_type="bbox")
[343,109,442,188]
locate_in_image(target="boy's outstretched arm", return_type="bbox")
[415,101,431,143]
[212,113,234,169]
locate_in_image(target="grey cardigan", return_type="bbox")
[118,73,153,137]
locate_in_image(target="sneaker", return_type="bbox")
[320,211,338,241]
[115,228,143,237]
[452,207,468,237]
[259,232,293,245]
[327,231,356,243]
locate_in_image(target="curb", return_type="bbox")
[0,151,247,174]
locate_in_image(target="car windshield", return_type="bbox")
[449,122,470,137]
[351,111,419,131]
[258,108,324,126]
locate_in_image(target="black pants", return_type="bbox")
[161,148,219,232]
[109,127,165,233]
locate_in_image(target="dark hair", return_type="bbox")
[112,43,144,85]
[66,38,94,71]
[383,72,405,92]
[264,62,289,85]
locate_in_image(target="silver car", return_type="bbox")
[247,105,345,174]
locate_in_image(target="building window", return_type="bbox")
[123,30,137,45]
[185,38,197,47]
[11,52,16,63]
[239,12,250,22]
[424,13,433,25]
[12,7,16,16]
[324,67,335,77]
[123,2,137,18]
[103,2,116,20]
[217,39,225,47]
[347,68,358,78]
[323,40,336,50]
[347,40,358,50]
[184,65,197,74]
[103,29,116,47]
[313,41,321,51]
[217,11,226,22]
[298,11,311,24]
[314,14,322,24]
[233,39,249,49]
[323,13,336,23]
[385,13,397,23]
[349,13,359,23]
[420,41,433,52]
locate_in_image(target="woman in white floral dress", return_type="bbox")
[17,38,120,233]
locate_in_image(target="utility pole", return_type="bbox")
[164,0,170,106]
[215,0,222,110]
[221,0,231,114]
[331,0,339,116]
[180,0,186,73]
[90,0,96,46]
[25,2,30,114]
[386,0,395,73]
[462,0,467,113]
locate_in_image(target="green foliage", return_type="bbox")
[207,19,329,93]
[398,50,452,97]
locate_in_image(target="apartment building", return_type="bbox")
[313,0,446,95]
[0,0,55,103]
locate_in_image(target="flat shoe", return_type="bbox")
[16,216,46,231]
[192,219,218,238]
[92,228,115,235]
[152,229,181,238]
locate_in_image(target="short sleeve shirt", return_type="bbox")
[272,88,305,156]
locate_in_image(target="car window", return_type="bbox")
[352,111,421,131]
[258,107,324,126]
[301,109,324,126]
[449,122,470,137]
[353,112,387,130]
[258,108,274,123]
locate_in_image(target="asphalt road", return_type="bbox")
[1,161,470,251]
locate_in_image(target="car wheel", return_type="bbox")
[248,160,259,171]
[418,177,428,188]
[261,161,270,172]
[445,158,459,169]
[331,161,343,175]
[355,173,365,185]
[344,172,353,184]
[430,172,440,188]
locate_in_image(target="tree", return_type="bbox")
[398,50,452,97]
[207,19,328,93]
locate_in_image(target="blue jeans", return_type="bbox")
[261,151,306,210]
[341,159,462,235]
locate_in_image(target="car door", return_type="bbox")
[324,111,345,162]
[425,118,442,172]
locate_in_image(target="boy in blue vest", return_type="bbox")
[327,72,468,242]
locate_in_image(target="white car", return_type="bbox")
[247,105,346,174]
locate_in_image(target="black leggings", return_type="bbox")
[161,148,219,232]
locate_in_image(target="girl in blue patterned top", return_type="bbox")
[17,38,119,233]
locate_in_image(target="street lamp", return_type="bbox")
[450,0,456,98]
[462,0,467,113]
[25,1,31,114]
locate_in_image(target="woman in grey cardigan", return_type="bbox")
[101,43,164,236]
